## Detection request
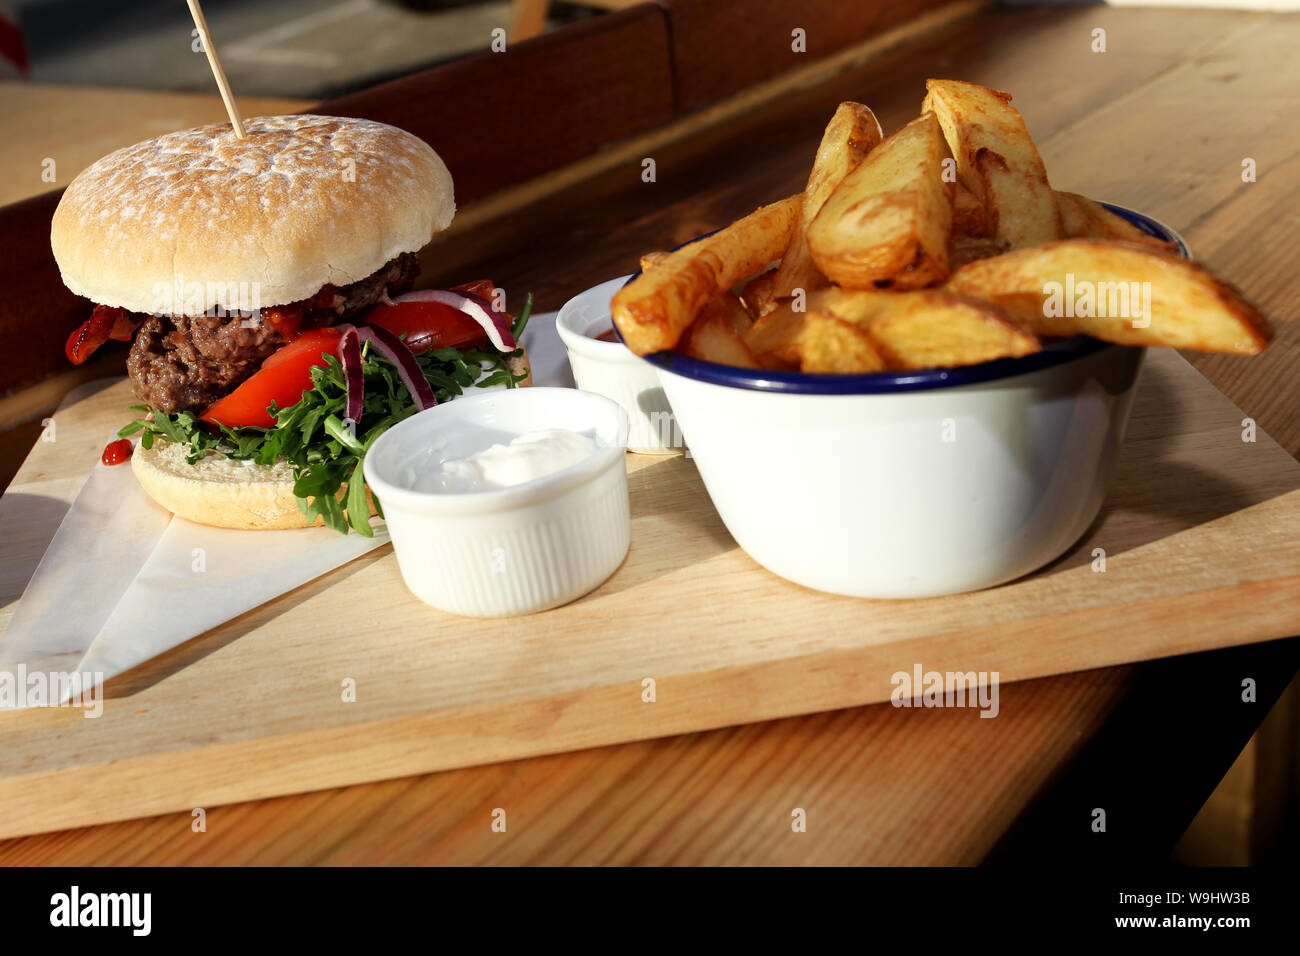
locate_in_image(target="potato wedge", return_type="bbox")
[811,287,1039,369]
[800,311,887,373]
[742,300,806,369]
[949,234,1009,270]
[612,195,801,355]
[639,250,671,272]
[952,180,987,237]
[1056,191,1176,252]
[806,112,954,290]
[946,239,1273,354]
[1054,191,1089,240]
[680,296,762,368]
[922,79,1060,248]
[739,269,779,319]
[764,102,883,308]
[708,290,755,336]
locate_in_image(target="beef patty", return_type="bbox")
[127,253,419,413]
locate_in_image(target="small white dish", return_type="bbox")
[556,276,682,454]
[364,387,630,617]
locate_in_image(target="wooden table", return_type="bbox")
[0,84,310,209]
[1,3,1298,864]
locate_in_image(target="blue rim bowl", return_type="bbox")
[616,203,1187,394]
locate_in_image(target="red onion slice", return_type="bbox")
[354,323,438,410]
[460,290,519,347]
[392,289,517,353]
[337,326,364,425]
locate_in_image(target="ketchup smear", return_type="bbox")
[101,438,133,466]
[594,328,619,342]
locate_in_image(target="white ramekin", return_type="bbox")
[556,275,682,454]
[364,387,630,617]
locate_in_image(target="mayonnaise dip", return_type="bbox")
[439,428,597,491]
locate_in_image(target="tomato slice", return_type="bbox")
[66,306,140,365]
[359,299,488,353]
[201,327,342,429]
[66,305,119,364]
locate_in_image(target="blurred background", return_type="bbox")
[5,0,606,96]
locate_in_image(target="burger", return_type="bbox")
[50,115,531,535]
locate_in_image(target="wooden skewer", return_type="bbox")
[186,0,246,138]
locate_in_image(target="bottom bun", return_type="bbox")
[132,347,532,530]
[131,439,355,530]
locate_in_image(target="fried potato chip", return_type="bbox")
[922,79,1060,248]
[611,195,801,355]
[811,287,1039,369]
[762,102,883,311]
[946,239,1273,353]
[680,296,762,368]
[742,300,806,369]
[800,311,887,373]
[806,112,953,290]
[1056,191,1176,252]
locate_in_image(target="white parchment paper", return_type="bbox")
[0,311,568,706]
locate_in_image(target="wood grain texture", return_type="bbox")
[0,4,1297,863]
[0,666,1128,865]
[661,0,963,110]
[313,3,675,205]
[0,347,1296,839]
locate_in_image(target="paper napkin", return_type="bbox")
[0,311,569,706]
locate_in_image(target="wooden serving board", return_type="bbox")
[2,349,1299,838]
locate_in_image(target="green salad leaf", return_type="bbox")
[117,294,534,535]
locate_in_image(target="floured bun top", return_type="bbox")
[51,115,454,315]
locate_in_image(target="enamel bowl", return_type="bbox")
[620,204,1187,598]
